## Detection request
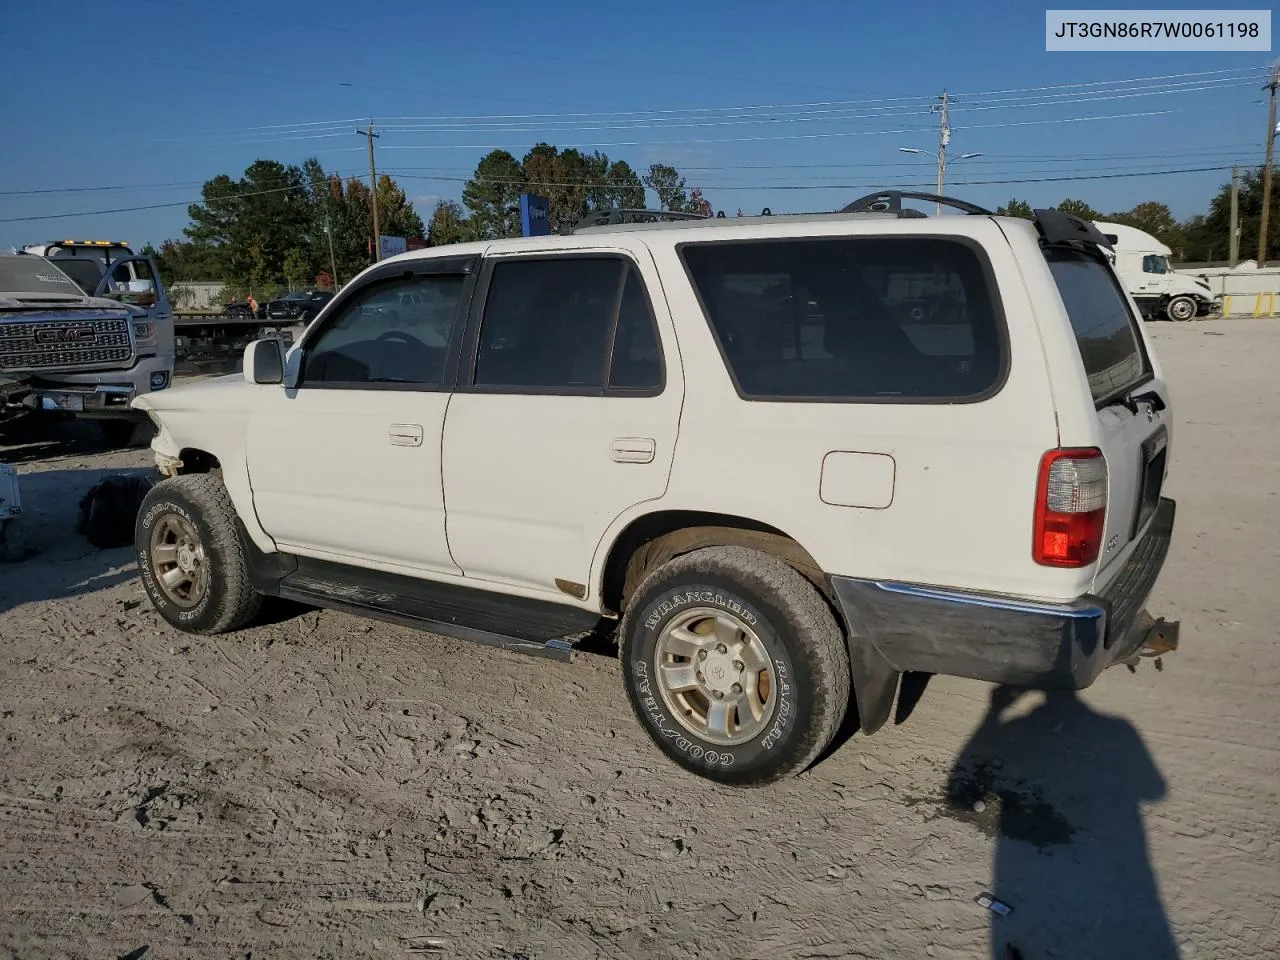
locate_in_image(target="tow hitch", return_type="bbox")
[1120,612,1180,673]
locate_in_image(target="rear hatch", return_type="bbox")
[1042,242,1170,590]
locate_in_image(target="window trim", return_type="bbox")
[455,252,667,398]
[1044,246,1154,410]
[674,233,1011,405]
[294,254,479,393]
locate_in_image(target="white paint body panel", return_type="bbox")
[442,248,684,594]
[245,387,458,574]
[135,210,1172,617]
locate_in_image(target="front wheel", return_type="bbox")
[1166,296,1197,322]
[135,474,263,634]
[619,546,851,786]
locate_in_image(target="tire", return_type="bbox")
[1166,296,1196,322]
[98,419,138,448]
[135,474,263,634]
[619,546,851,786]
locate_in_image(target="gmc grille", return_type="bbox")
[0,316,132,370]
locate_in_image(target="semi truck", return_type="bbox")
[1093,221,1219,322]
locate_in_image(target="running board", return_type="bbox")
[274,558,604,663]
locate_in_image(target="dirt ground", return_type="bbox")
[1,320,1277,960]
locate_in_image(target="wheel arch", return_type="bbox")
[597,509,831,617]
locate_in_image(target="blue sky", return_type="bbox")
[0,0,1273,251]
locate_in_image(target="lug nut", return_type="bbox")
[716,643,728,654]
[712,690,724,700]
[731,683,743,695]
[697,649,708,661]
[733,660,744,672]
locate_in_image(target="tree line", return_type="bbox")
[428,144,713,244]
[151,158,425,296]
[994,169,1279,263]
[151,148,713,295]
[151,151,1280,296]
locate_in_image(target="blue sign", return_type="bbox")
[519,193,551,237]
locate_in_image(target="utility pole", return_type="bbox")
[324,213,339,287]
[933,90,950,216]
[1258,66,1279,268]
[356,121,381,262]
[1229,166,1240,267]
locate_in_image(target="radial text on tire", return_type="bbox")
[619,545,851,786]
[135,474,263,634]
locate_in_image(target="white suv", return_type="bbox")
[132,192,1179,786]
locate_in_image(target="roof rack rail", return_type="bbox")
[1032,208,1114,252]
[840,191,992,217]
[568,208,710,233]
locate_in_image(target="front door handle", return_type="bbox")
[611,437,655,464]
[389,423,423,447]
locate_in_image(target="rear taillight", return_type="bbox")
[1033,448,1107,567]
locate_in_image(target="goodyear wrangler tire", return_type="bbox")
[619,546,850,786]
[135,475,262,634]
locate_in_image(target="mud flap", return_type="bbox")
[848,636,900,735]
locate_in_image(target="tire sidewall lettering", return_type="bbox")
[137,495,214,626]
[629,580,801,774]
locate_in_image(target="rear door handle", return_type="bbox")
[611,437,655,463]
[389,423,423,447]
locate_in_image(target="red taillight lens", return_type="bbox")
[1033,448,1107,567]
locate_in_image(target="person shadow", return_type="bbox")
[947,685,1179,960]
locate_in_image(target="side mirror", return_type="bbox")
[244,338,283,384]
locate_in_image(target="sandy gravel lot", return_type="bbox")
[1,320,1277,960]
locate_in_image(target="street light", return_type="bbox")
[898,147,984,213]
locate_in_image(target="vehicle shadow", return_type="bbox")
[0,416,153,464]
[944,686,1179,960]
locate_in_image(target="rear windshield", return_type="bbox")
[1044,248,1149,404]
[679,236,1005,401]
[0,256,84,296]
[48,258,104,295]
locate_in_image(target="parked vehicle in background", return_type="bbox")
[1093,221,1218,322]
[1,247,173,446]
[264,289,333,324]
[132,192,1179,787]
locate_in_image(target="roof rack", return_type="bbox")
[839,191,992,217]
[568,208,712,233]
[1032,208,1114,252]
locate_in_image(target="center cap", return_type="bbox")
[178,545,197,572]
[702,653,737,694]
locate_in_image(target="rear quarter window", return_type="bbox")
[1044,248,1150,405]
[679,236,1007,402]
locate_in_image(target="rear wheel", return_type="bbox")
[619,546,851,786]
[135,474,262,634]
[1166,296,1196,322]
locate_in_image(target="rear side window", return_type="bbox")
[1044,248,1149,405]
[680,236,1005,401]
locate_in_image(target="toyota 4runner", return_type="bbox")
[131,192,1179,786]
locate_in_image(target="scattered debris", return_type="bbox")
[115,884,159,909]
[76,473,158,549]
[975,891,1013,916]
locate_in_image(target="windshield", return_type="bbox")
[284,291,310,300]
[0,256,84,296]
[1045,247,1150,405]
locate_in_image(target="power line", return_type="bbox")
[0,161,1239,226]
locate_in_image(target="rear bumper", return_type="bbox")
[830,498,1177,690]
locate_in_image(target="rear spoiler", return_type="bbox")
[1032,209,1114,254]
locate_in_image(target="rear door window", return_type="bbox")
[1043,248,1150,405]
[679,236,1006,401]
